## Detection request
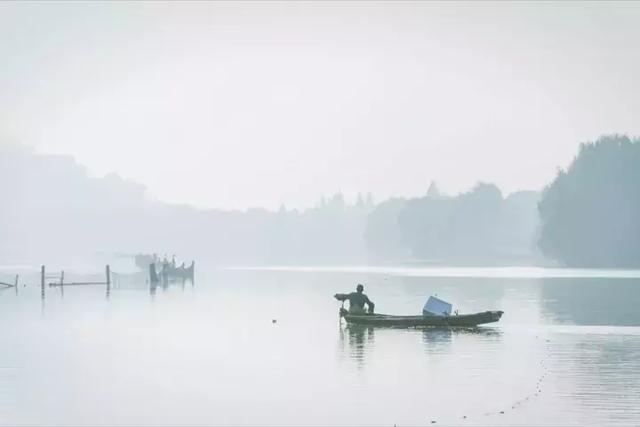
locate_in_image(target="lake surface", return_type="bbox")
[1,266,640,426]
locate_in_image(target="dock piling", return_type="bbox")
[41,265,45,299]
[106,265,111,299]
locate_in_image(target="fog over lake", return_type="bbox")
[2,2,640,426]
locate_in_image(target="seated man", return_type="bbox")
[334,284,375,315]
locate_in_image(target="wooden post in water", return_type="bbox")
[106,265,111,299]
[14,274,18,294]
[41,265,45,299]
[149,263,158,284]
[59,270,64,298]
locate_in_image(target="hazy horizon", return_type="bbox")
[2,1,640,210]
[2,141,545,213]
[3,5,640,425]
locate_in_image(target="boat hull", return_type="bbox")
[342,310,503,327]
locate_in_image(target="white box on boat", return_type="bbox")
[423,296,452,316]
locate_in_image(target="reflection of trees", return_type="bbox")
[540,278,640,326]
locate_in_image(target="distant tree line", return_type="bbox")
[364,183,540,265]
[1,134,638,267]
[0,145,374,265]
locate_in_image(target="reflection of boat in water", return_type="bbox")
[341,310,503,327]
[134,253,195,284]
[149,261,195,283]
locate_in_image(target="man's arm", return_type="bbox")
[334,293,349,302]
[365,296,375,313]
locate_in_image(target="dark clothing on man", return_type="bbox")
[335,291,375,314]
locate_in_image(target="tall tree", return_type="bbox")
[538,135,640,267]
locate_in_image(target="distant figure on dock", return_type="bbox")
[334,284,375,315]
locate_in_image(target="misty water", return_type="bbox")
[2,266,640,426]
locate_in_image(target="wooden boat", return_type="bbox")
[341,310,503,327]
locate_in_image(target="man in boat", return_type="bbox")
[334,284,375,315]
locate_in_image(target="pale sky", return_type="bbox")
[1,1,639,210]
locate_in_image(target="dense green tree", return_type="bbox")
[397,183,527,263]
[365,183,539,264]
[364,198,410,262]
[538,135,640,267]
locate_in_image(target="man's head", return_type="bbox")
[356,284,364,293]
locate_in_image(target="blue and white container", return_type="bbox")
[423,296,452,316]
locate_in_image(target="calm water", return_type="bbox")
[1,267,640,426]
